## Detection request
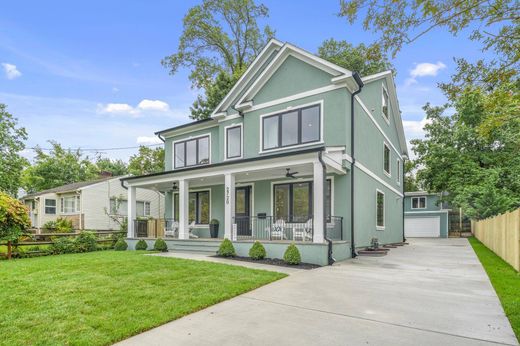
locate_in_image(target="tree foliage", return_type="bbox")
[21,141,98,193]
[404,160,420,192]
[0,191,30,259]
[128,146,165,176]
[0,104,28,196]
[95,156,128,176]
[318,38,393,76]
[162,0,274,119]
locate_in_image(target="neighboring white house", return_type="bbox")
[20,176,164,232]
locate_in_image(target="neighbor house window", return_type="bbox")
[383,143,391,176]
[60,196,80,214]
[382,85,389,122]
[273,179,331,222]
[411,197,426,209]
[45,199,56,214]
[109,199,149,217]
[376,190,385,229]
[396,159,401,184]
[262,104,320,151]
[174,135,210,168]
[137,201,151,217]
[174,191,209,224]
[226,124,242,159]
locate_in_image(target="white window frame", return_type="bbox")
[383,142,391,177]
[45,198,57,215]
[259,100,324,154]
[411,196,427,210]
[172,133,212,169]
[376,189,385,230]
[224,123,243,160]
[60,196,80,214]
[382,84,390,124]
[396,159,401,185]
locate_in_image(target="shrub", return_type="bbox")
[74,231,97,252]
[42,220,57,231]
[110,231,125,246]
[249,241,266,260]
[217,238,235,257]
[114,239,128,251]
[283,244,301,265]
[44,218,73,233]
[153,238,168,252]
[135,239,148,250]
[50,237,76,254]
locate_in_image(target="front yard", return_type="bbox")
[469,237,520,340]
[0,251,286,345]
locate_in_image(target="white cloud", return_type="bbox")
[410,61,446,78]
[136,136,163,145]
[137,99,169,112]
[99,103,136,114]
[2,63,22,79]
[403,117,431,139]
[112,87,120,93]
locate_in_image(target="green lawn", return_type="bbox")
[469,237,520,340]
[0,251,286,345]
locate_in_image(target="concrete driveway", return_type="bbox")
[117,238,518,346]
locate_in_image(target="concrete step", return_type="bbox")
[357,250,388,256]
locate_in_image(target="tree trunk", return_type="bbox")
[7,240,12,260]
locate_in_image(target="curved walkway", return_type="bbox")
[116,238,518,346]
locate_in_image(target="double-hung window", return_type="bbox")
[383,143,391,176]
[174,135,210,168]
[382,85,389,122]
[45,199,57,214]
[411,197,426,209]
[262,104,320,151]
[60,196,80,214]
[174,191,210,224]
[108,199,150,216]
[137,201,151,217]
[226,124,242,159]
[376,190,385,230]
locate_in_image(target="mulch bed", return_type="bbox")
[212,255,320,270]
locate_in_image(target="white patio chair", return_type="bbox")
[164,220,178,238]
[303,218,313,241]
[188,221,199,239]
[270,219,286,240]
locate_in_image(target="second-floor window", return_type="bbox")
[174,135,210,169]
[382,85,389,122]
[226,124,242,159]
[383,143,391,176]
[262,104,320,151]
[411,197,426,209]
[397,159,401,184]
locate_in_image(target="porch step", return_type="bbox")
[357,250,388,256]
[166,240,220,254]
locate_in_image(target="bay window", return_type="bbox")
[174,135,210,168]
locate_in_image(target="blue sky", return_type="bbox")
[0,0,485,162]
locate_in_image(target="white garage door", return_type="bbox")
[405,216,440,238]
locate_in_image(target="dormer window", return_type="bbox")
[261,103,321,152]
[174,135,210,169]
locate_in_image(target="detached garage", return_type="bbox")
[404,192,449,238]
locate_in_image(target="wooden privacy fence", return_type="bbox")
[472,208,520,271]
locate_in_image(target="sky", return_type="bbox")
[0,0,486,162]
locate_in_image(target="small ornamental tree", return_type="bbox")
[0,192,30,259]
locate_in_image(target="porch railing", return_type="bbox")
[133,219,180,239]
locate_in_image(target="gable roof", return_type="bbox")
[362,70,408,157]
[21,176,116,199]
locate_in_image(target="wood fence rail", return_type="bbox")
[472,208,520,271]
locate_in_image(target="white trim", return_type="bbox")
[361,70,392,83]
[259,100,324,154]
[159,122,218,139]
[381,83,390,125]
[411,196,427,210]
[173,188,212,226]
[224,123,243,161]
[172,132,212,170]
[235,182,255,219]
[355,161,404,197]
[405,210,449,214]
[355,95,403,160]
[376,189,385,230]
[396,158,401,185]
[383,142,391,177]
[342,153,353,163]
[217,113,242,123]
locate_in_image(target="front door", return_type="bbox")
[235,186,251,237]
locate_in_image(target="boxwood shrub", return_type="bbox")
[217,238,236,257]
[74,231,97,252]
[135,239,148,250]
[114,239,128,251]
[153,238,168,252]
[249,241,266,260]
[283,244,301,265]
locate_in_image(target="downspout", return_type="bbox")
[402,157,406,242]
[318,151,334,265]
[350,72,364,258]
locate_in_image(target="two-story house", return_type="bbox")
[121,39,408,265]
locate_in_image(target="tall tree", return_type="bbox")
[318,39,393,76]
[162,0,274,119]
[0,104,28,196]
[21,141,98,193]
[404,160,420,192]
[128,146,165,176]
[95,157,128,177]
[0,191,30,259]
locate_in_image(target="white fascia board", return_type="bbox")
[160,122,218,139]
[210,39,283,117]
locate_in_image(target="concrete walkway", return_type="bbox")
[117,238,518,346]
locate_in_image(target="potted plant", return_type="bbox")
[209,219,219,238]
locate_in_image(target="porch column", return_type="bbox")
[224,173,235,239]
[313,161,325,243]
[178,179,190,239]
[127,186,136,238]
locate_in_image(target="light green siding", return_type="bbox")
[404,194,442,212]
[404,194,448,238]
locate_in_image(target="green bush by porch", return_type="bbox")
[114,239,128,251]
[154,238,168,252]
[0,251,286,345]
[249,241,266,260]
[217,238,236,257]
[135,239,148,250]
[284,244,301,265]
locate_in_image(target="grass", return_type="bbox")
[0,251,286,345]
[468,237,520,340]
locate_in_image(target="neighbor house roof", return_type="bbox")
[22,177,115,199]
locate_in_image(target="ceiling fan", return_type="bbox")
[285,168,298,179]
